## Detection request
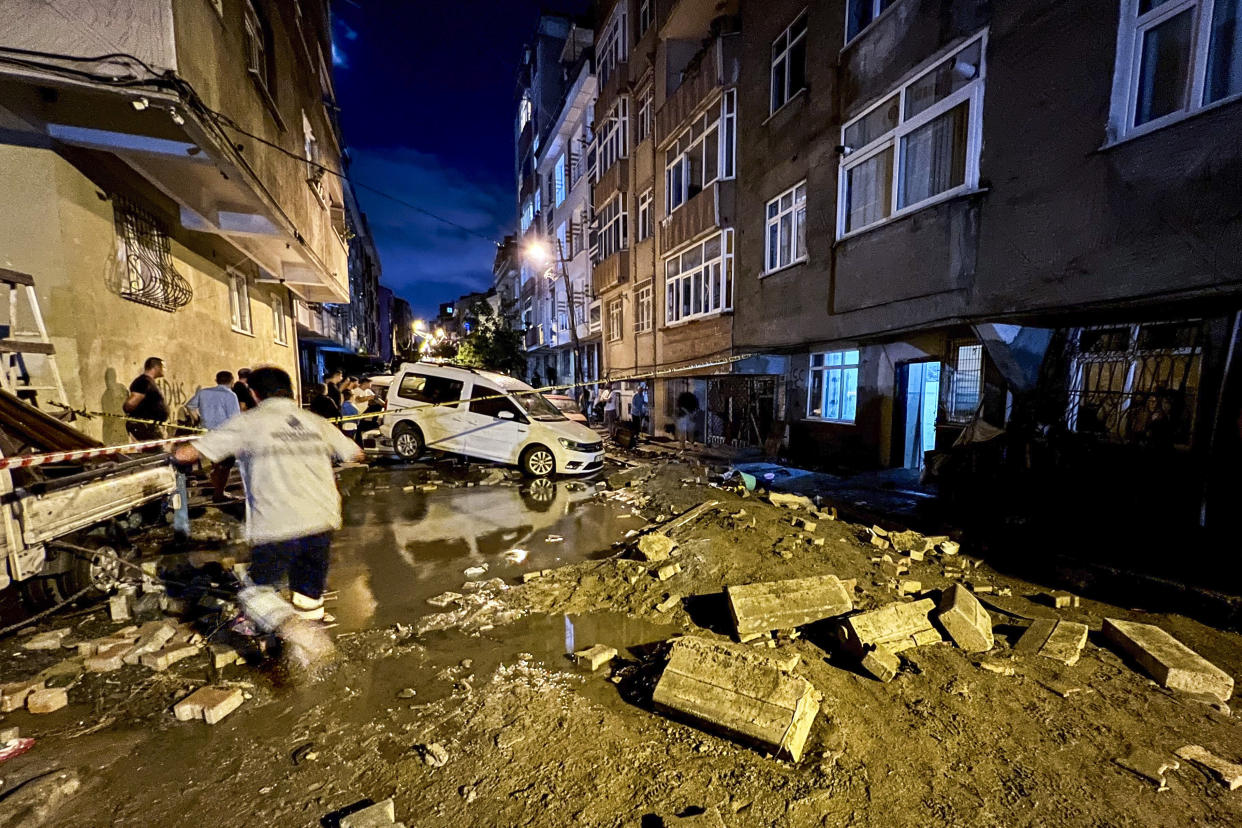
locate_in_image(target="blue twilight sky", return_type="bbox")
[332,0,590,320]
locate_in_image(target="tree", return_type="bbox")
[455,300,526,377]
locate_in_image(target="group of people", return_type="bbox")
[307,370,381,444]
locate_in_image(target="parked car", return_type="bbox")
[544,394,588,425]
[377,363,604,477]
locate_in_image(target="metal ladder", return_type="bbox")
[0,268,68,410]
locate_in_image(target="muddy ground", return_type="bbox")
[1,458,1240,827]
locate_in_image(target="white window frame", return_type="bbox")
[608,299,624,342]
[1110,0,1242,142]
[554,154,567,206]
[272,295,288,345]
[846,0,897,45]
[595,192,628,262]
[771,9,809,114]
[302,111,327,207]
[520,199,534,233]
[663,229,734,326]
[635,284,653,333]
[596,96,629,179]
[806,350,860,423]
[836,31,987,239]
[665,91,736,214]
[519,96,532,132]
[636,90,653,144]
[229,272,253,335]
[599,4,629,88]
[638,0,652,36]
[764,180,808,273]
[637,189,653,241]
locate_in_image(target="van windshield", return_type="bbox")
[514,391,566,421]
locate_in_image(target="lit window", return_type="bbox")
[520,199,534,233]
[664,230,733,325]
[519,96,532,131]
[599,4,629,87]
[596,97,629,179]
[272,295,288,345]
[764,181,808,272]
[838,33,985,236]
[608,299,624,342]
[846,0,896,43]
[637,189,653,241]
[771,10,809,113]
[554,155,567,206]
[946,342,982,422]
[593,193,628,262]
[635,285,653,333]
[665,91,736,214]
[1112,0,1241,138]
[807,350,859,423]
[229,272,253,335]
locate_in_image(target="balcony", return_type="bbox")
[661,180,734,253]
[656,34,741,147]
[598,58,629,109]
[294,299,345,347]
[525,324,545,350]
[593,158,629,210]
[592,250,630,295]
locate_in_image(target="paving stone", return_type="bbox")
[426,591,462,608]
[652,636,818,761]
[937,585,994,653]
[838,599,937,656]
[1175,744,1242,790]
[1014,619,1057,655]
[1115,749,1180,790]
[123,622,178,665]
[0,679,45,712]
[655,562,681,581]
[1040,621,1089,666]
[22,628,71,651]
[727,574,853,637]
[655,594,681,613]
[768,491,815,510]
[898,580,922,596]
[1103,618,1233,702]
[209,644,240,669]
[860,646,900,682]
[141,643,201,672]
[26,687,68,714]
[341,798,397,828]
[174,686,244,724]
[573,644,617,671]
[636,532,677,562]
[84,642,132,673]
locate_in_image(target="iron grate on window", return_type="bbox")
[114,199,192,312]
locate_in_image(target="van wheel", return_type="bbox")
[393,423,424,461]
[520,445,556,478]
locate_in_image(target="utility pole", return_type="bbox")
[551,236,584,394]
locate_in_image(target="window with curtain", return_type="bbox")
[807,350,860,422]
[765,181,808,272]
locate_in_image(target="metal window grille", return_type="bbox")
[947,342,983,423]
[114,199,192,312]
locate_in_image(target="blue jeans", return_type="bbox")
[248,532,332,600]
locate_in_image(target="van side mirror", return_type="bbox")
[497,410,515,420]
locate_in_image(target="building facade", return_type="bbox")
[0,0,349,440]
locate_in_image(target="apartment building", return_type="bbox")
[0,0,349,439]
[730,0,1242,538]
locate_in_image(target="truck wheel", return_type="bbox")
[520,445,556,478]
[58,544,124,597]
[393,423,424,461]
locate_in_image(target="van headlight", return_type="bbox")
[558,438,591,451]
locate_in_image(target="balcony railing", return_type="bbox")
[591,250,630,295]
[656,34,740,147]
[660,180,734,253]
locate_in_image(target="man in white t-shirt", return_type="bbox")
[173,366,364,669]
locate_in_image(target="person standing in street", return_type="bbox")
[172,367,365,671]
[308,383,339,420]
[185,370,242,501]
[234,368,258,411]
[601,383,618,439]
[630,383,649,444]
[123,356,169,442]
[324,370,344,407]
[676,388,700,451]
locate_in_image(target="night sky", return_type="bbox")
[332,0,590,320]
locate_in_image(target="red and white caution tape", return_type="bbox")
[0,437,182,470]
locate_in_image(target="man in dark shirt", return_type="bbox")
[324,370,343,407]
[234,367,258,411]
[123,356,169,441]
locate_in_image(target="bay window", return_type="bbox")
[764,181,807,272]
[597,97,629,178]
[838,33,985,237]
[594,193,627,262]
[599,4,628,88]
[665,90,736,214]
[664,230,734,325]
[807,350,859,423]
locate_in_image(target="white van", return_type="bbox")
[378,363,604,477]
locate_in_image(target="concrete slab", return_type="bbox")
[838,599,937,656]
[1040,621,1089,666]
[1103,618,1233,702]
[727,574,853,636]
[652,636,818,761]
[1175,744,1242,790]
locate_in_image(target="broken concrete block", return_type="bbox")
[209,644,240,669]
[426,591,462,608]
[84,642,132,673]
[861,646,900,682]
[879,558,908,579]
[937,585,994,653]
[22,628,70,651]
[1045,591,1074,608]
[573,644,617,671]
[655,562,681,581]
[870,534,891,550]
[341,798,397,828]
[979,659,1015,676]
[141,643,201,672]
[908,548,925,562]
[898,580,922,596]
[793,517,817,532]
[768,491,815,510]
[888,530,925,553]
[1103,618,1233,702]
[123,622,177,665]
[1015,619,1057,654]
[26,687,68,714]
[174,686,244,725]
[108,594,131,622]
[870,525,889,537]
[636,532,677,562]
[1175,745,1242,790]
[0,679,45,712]
[727,574,853,637]
[655,594,681,613]
[940,540,960,556]
[1040,621,1089,666]
[839,599,938,656]
[652,636,818,761]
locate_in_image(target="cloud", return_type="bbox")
[348,148,514,318]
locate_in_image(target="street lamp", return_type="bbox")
[524,236,584,394]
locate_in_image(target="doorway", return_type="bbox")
[899,361,941,469]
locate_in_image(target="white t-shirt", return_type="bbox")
[194,397,360,543]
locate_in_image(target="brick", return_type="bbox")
[341,798,397,828]
[0,679,45,712]
[109,594,131,622]
[1103,618,1233,702]
[860,646,900,682]
[636,533,676,562]
[870,535,891,550]
[937,585,994,653]
[880,558,907,578]
[573,644,617,671]
[655,562,681,581]
[141,643,201,672]
[652,636,818,761]
[22,628,71,651]
[898,580,922,596]
[123,622,177,665]
[209,644,240,669]
[1040,621,1089,666]
[794,517,817,532]
[727,574,853,637]
[1175,745,1242,790]
[85,642,132,673]
[839,599,938,656]
[26,687,68,714]
[174,686,244,725]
